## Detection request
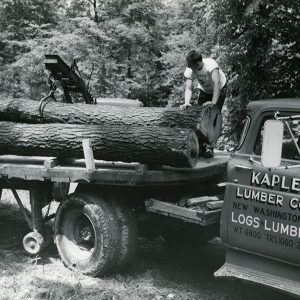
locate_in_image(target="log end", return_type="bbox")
[186,130,199,167]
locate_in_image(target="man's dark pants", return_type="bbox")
[196,85,227,156]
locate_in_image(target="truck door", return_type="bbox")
[221,113,300,265]
[216,109,300,297]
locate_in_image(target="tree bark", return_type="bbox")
[96,98,143,107]
[0,122,199,168]
[0,97,222,145]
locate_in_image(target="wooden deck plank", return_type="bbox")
[145,198,221,226]
[0,153,230,186]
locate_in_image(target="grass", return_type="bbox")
[0,241,199,300]
[0,189,293,300]
[0,189,203,300]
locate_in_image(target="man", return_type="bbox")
[180,50,227,158]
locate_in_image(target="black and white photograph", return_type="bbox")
[0,0,299,299]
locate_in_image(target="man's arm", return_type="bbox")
[211,68,221,105]
[180,79,193,110]
[203,68,221,106]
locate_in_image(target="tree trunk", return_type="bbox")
[0,122,199,168]
[96,98,143,107]
[0,97,222,145]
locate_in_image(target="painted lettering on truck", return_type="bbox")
[227,169,300,263]
[217,100,300,297]
[251,171,300,193]
[234,171,300,210]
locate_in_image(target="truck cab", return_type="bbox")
[216,98,300,297]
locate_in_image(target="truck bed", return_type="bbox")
[0,153,230,186]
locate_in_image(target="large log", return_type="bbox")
[0,122,199,168]
[0,97,222,145]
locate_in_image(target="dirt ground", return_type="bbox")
[0,190,296,300]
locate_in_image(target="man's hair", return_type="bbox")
[186,50,203,68]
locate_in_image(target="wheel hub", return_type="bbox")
[23,231,44,255]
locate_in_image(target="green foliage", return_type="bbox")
[0,0,61,37]
[98,0,165,100]
[212,0,300,143]
[66,0,90,18]
[159,0,222,107]
[0,0,166,104]
[0,0,62,93]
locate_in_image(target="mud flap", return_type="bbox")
[215,248,300,298]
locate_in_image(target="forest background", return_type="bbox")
[0,0,299,147]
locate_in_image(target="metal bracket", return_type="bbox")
[1,177,32,229]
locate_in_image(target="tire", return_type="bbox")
[95,189,138,270]
[54,192,119,277]
[110,198,138,270]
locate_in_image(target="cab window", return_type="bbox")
[254,116,300,161]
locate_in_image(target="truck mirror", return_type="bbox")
[261,120,283,168]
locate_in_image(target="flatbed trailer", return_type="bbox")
[0,153,229,276]
[0,154,228,186]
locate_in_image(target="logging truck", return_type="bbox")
[0,54,231,276]
[215,98,300,298]
[0,151,229,276]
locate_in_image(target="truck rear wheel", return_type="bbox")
[110,198,138,270]
[54,192,119,277]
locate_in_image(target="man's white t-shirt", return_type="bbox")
[184,58,226,94]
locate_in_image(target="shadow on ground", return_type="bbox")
[0,202,296,300]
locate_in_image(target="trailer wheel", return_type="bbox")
[110,199,138,270]
[54,193,119,277]
[23,232,44,255]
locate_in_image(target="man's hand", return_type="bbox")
[180,103,192,110]
[202,101,214,107]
